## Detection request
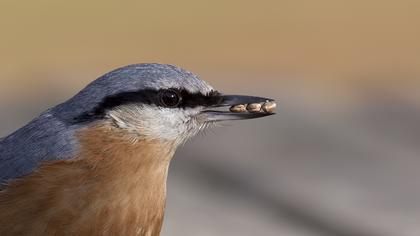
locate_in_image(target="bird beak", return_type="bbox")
[200,94,276,122]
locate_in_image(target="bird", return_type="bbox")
[0,63,275,236]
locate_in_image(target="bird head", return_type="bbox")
[54,64,275,146]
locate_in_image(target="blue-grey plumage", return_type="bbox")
[0,111,80,183]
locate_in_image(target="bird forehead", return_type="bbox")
[103,64,214,95]
[143,76,213,94]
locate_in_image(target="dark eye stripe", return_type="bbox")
[71,88,222,123]
[177,89,222,108]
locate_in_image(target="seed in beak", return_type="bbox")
[246,103,262,113]
[262,101,276,113]
[230,104,247,113]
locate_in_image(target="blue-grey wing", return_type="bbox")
[0,111,79,184]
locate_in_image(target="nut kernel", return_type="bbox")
[262,101,276,113]
[246,103,262,113]
[230,104,247,113]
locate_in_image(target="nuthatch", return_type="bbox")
[0,64,275,236]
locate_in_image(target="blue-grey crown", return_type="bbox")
[52,63,214,122]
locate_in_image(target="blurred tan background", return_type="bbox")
[1,1,420,235]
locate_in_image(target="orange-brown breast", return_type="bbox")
[0,123,176,236]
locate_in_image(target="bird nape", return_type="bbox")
[0,63,275,236]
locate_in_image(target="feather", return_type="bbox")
[0,110,80,184]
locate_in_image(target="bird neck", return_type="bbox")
[0,123,177,236]
[75,123,178,235]
[78,122,176,176]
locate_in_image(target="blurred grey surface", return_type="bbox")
[1,80,420,236]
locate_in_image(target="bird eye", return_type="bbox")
[159,89,181,107]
